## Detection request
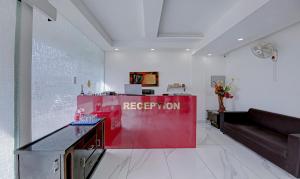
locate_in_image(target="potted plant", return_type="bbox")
[214,79,234,112]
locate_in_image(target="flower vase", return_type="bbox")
[218,95,226,112]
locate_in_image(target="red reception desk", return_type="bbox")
[77,95,196,148]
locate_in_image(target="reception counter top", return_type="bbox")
[77,95,196,148]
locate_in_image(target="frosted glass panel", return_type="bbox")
[32,9,105,140]
[0,0,16,178]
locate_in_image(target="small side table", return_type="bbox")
[207,110,220,129]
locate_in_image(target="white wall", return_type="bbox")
[191,22,300,120]
[31,9,105,140]
[191,55,227,120]
[0,0,16,178]
[105,23,300,120]
[225,22,300,117]
[105,50,193,94]
[105,50,227,121]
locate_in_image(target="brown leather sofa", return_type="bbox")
[220,108,300,178]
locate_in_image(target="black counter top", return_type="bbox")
[16,120,103,153]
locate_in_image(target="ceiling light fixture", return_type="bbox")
[186,48,191,51]
[208,53,212,56]
[114,48,119,51]
[237,38,244,41]
[150,48,155,51]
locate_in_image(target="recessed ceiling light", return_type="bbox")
[208,53,212,56]
[114,48,119,51]
[237,38,244,41]
[150,48,155,51]
[186,48,191,51]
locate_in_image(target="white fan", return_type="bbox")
[251,43,278,62]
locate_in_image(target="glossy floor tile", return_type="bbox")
[127,149,171,179]
[196,145,260,179]
[91,122,296,179]
[165,149,216,179]
[91,149,132,179]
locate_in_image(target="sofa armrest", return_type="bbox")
[287,134,300,177]
[220,111,248,132]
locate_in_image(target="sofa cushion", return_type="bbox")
[223,122,288,159]
[248,108,300,135]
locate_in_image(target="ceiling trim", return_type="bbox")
[192,0,270,55]
[143,0,164,39]
[24,0,57,20]
[158,33,204,39]
[70,0,113,46]
[113,40,199,49]
[49,0,112,50]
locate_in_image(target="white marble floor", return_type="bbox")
[91,122,296,179]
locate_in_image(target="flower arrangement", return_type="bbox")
[214,79,234,112]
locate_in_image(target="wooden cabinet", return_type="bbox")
[73,122,105,179]
[207,110,220,129]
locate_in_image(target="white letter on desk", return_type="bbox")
[144,102,150,110]
[166,103,173,110]
[137,103,143,110]
[174,102,180,110]
[150,102,156,109]
[130,102,137,110]
[123,102,130,110]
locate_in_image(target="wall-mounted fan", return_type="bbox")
[251,43,278,62]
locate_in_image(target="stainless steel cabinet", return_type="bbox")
[18,153,62,179]
[15,120,105,179]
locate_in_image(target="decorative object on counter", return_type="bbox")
[87,80,91,88]
[87,80,93,95]
[80,84,84,95]
[92,93,105,96]
[101,91,117,96]
[78,92,117,96]
[73,109,103,126]
[74,108,85,121]
[167,83,186,92]
[142,89,155,95]
[214,79,234,112]
[129,72,159,87]
[70,117,102,126]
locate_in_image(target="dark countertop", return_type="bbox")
[16,121,102,154]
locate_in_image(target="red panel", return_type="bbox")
[77,95,197,148]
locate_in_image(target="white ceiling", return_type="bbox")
[197,0,300,55]
[82,0,144,41]
[63,0,300,54]
[158,0,237,37]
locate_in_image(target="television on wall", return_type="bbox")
[129,72,159,87]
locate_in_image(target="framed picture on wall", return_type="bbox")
[211,75,225,87]
[129,72,159,87]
